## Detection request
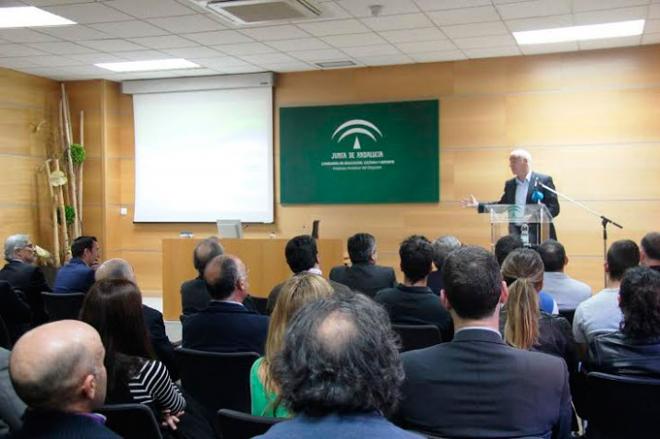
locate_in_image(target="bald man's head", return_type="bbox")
[10,320,107,413]
[95,258,135,283]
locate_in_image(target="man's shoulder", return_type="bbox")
[374,286,399,301]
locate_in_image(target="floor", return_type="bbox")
[143,296,182,342]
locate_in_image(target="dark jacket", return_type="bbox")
[426,269,443,296]
[53,258,95,294]
[587,332,660,379]
[0,348,26,434]
[329,263,396,298]
[0,261,50,325]
[0,281,31,345]
[399,328,572,439]
[374,284,453,341]
[10,409,120,438]
[142,304,179,380]
[182,301,269,354]
[180,277,210,314]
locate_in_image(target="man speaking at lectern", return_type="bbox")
[462,149,560,240]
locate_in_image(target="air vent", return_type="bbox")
[200,0,322,25]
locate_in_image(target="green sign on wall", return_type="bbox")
[280,99,439,204]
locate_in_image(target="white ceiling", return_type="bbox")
[0,0,659,81]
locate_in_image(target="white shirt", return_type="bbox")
[543,271,592,311]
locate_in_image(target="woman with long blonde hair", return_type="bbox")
[250,273,334,417]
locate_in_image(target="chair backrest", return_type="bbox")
[41,292,85,321]
[251,297,269,315]
[557,309,575,325]
[217,408,281,439]
[585,371,660,438]
[391,324,442,352]
[175,348,259,418]
[98,403,163,439]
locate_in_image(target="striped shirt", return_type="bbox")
[127,360,186,413]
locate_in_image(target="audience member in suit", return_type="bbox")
[640,231,660,272]
[255,293,421,439]
[251,273,333,418]
[495,234,559,315]
[398,246,572,439]
[499,248,578,377]
[0,234,50,325]
[53,236,99,294]
[267,235,352,314]
[183,254,269,354]
[375,235,453,341]
[0,281,31,345]
[95,258,179,380]
[9,320,120,438]
[427,235,461,296]
[180,237,224,314]
[0,347,26,435]
[573,240,640,358]
[329,233,396,298]
[586,267,660,378]
[539,240,591,311]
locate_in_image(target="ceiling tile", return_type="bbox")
[26,55,83,67]
[379,27,447,44]
[644,19,660,32]
[211,42,276,56]
[0,44,48,57]
[207,65,265,74]
[396,40,458,53]
[0,29,59,43]
[189,56,253,68]
[361,13,433,31]
[36,24,112,41]
[464,46,521,58]
[519,41,579,55]
[68,53,128,64]
[129,35,199,49]
[573,6,648,25]
[240,52,299,64]
[90,20,169,38]
[27,41,94,55]
[428,6,501,26]
[182,30,253,45]
[341,44,400,57]
[495,0,572,20]
[43,3,133,24]
[238,25,310,41]
[297,19,370,36]
[410,50,467,62]
[148,14,225,33]
[578,35,642,50]
[266,38,331,51]
[288,48,348,61]
[322,32,386,48]
[416,0,492,11]
[505,15,574,32]
[78,39,146,52]
[573,0,650,13]
[0,57,40,68]
[641,32,660,44]
[442,21,510,39]
[105,0,197,18]
[160,46,222,58]
[14,67,70,80]
[357,54,415,66]
[260,62,316,72]
[651,4,660,18]
[336,0,419,17]
[107,50,171,60]
[26,0,92,5]
[454,34,517,49]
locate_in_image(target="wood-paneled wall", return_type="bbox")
[66,44,660,296]
[0,68,59,253]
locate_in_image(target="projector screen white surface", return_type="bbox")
[133,87,273,223]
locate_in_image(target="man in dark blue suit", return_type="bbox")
[53,236,99,294]
[183,255,268,354]
[398,246,572,438]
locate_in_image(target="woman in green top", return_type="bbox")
[250,273,334,417]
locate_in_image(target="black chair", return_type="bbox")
[217,408,281,439]
[250,297,269,315]
[98,403,163,439]
[0,314,11,349]
[558,309,576,326]
[584,371,660,438]
[391,324,442,352]
[41,292,85,321]
[175,348,259,418]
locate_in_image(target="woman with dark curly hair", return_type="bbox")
[587,266,660,377]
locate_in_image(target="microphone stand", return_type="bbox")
[537,182,622,288]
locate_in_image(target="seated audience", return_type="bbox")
[500,248,578,375]
[0,234,50,325]
[640,231,660,272]
[267,235,351,314]
[0,281,31,345]
[0,347,26,434]
[9,320,119,438]
[573,239,640,352]
[329,233,396,298]
[255,293,420,439]
[427,235,461,296]
[180,237,223,314]
[494,234,559,315]
[95,258,179,380]
[398,246,572,438]
[53,236,99,294]
[539,239,591,310]
[375,235,452,341]
[183,255,269,354]
[586,266,660,378]
[251,274,334,418]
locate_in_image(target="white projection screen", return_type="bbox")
[132,86,273,223]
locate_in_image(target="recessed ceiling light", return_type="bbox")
[315,60,356,68]
[514,19,645,45]
[0,6,76,28]
[95,59,200,73]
